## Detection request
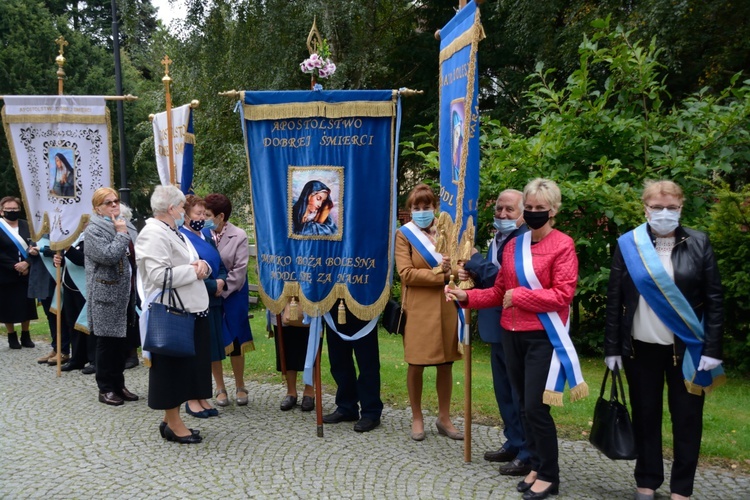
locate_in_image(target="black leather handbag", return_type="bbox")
[590,366,637,460]
[143,268,196,357]
[382,299,405,335]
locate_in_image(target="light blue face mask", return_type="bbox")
[102,215,112,222]
[203,218,216,230]
[411,209,435,229]
[173,211,185,227]
[493,218,518,235]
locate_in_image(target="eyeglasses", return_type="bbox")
[100,199,120,207]
[646,205,681,212]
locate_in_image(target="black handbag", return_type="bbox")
[589,366,638,460]
[143,268,196,357]
[382,299,405,335]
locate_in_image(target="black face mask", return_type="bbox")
[3,211,20,222]
[523,210,550,230]
[189,219,205,232]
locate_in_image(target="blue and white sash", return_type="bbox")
[399,222,466,345]
[0,218,28,258]
[514,232,588,406]
[618,223,725,394]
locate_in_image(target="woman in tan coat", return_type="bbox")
[395,184,462,441]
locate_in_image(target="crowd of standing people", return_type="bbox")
[2,177,724,500]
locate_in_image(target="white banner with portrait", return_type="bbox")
[152,103,193,190]
[1,95,113,250]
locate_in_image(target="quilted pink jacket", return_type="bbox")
[463,229,578,332]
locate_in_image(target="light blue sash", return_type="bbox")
[514,232,587,406]
[618,223,725,394]
[0,218,28,258]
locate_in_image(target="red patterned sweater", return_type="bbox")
[463,229,578,332]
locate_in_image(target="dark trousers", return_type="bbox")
[95,336,128,393]
[63,289,90,367]
[502,329,558,483]
[41,297,70,355]
[490,340,530,462]
[325,323,383,420]
[624,340,705,497]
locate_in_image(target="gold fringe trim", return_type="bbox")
[75,322,90,335]
[143,357,152,368]
[244,100,396,121]
[569,381,589,402]
[241,340,256,354]
[2,113,107,124]
[543,390,564,407]
[439,22,486,64]
[258,282,391,321]
[685,373,727,396]
[184,132,195,145]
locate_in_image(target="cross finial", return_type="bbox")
[306,17,322,56]
[161,55,173,76]
[55,36,68,57]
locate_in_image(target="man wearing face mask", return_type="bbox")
[605,180,724,500]
[460,189,532,476]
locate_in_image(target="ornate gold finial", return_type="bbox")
[306,16,322,56]
[161,54,173,83]
[55,36,68,63]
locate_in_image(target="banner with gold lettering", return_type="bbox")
[438,1,483,247]
[152,103,195,193]
[242,90,401,322]
[1,95,113,250]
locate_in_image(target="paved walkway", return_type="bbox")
[1,342,748,499]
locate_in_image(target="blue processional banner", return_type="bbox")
[242,90,401,321]
[438,1,484,242]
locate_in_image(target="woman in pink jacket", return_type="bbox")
[446,178,585,500]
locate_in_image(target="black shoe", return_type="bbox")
[484,446,517,462]
[300,395,315,412]
[124,356,139,369]
[20,331,35,348]
[60,362,85,372]
[353,417,381,432]
[98,391,124,406]
[164,424,203,444]
[81,364,96,375]
[118,387,140,402]
[159,421,200,439]
[322,410,359,424]
[517,479,534,493]
[7,332,21,349]
[185,402,209,418]
[279,395,297,411]
[499,458,532,476]
[522,482,559,499]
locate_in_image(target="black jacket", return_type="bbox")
[604,225,723,360]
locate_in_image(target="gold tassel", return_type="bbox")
[543,390,564,407]
[457,342,464,355]
[289,297,299,321]
[338,299,346,324]
[569,382,589,402]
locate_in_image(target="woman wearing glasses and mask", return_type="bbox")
[84,188,140,406]
[605,180,724,500]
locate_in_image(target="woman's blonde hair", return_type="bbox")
[91,187,118,209]
[523,178,562,214]
[641,180,684,204]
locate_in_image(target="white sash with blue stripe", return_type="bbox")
[514,232,587,406]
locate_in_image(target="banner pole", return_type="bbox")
[315,327,324,438]
[276,314,287,376]
[161,55,176,185]
[463,310,472,462]
[54,256,63,377]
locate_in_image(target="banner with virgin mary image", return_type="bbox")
[1,95,113,250]
[438,1,484,244]
[242,90,401,321]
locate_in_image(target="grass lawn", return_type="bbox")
[22,305,749,473]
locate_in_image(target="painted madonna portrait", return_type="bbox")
[292,179,338,236]
[49,150,76,197]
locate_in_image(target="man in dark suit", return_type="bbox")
[460,189,531,476]
[322,304,383,432]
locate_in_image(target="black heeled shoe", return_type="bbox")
[164,424,203,444]
[517,479,534,493]
[522,482,559,500]
[185,401,209,418]
[158,422,200,439]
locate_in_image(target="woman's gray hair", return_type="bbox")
[150,185,186,215]
[119,202,132,221]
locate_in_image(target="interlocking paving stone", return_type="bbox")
[1,342,748,499]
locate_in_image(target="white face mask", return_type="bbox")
[647,208,680,236]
